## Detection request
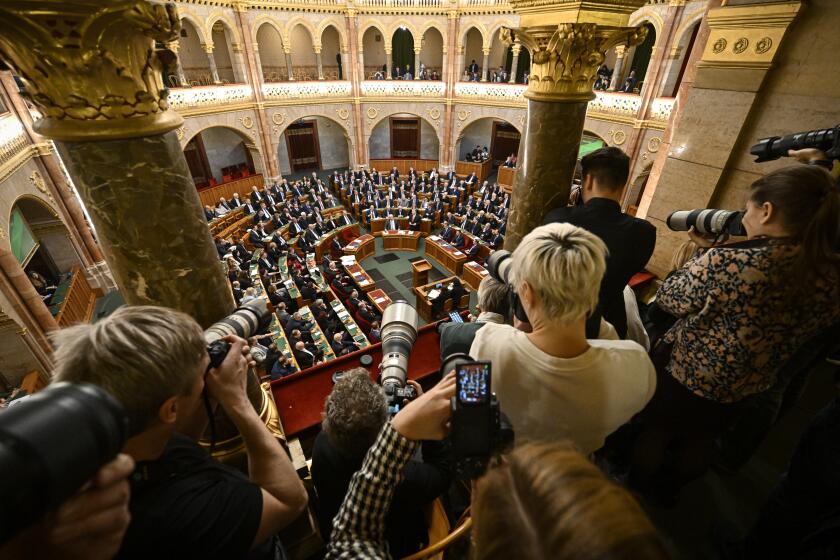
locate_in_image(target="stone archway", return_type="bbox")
[275,115,353,175]
[183,125,265,187]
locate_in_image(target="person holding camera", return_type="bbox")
[543,147,656,339]
[438,277,510,357]
[628,163,840,498]
[51,306,309,559]
[312,369,451,558]
[325,372,667,559]
[470,223,656,455]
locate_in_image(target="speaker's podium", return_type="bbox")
[411,259,432,287]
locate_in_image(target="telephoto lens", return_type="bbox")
[379,301,419,390]
[204,298,273,344]
[750,125,839,163]
[0,383,128,544]
[666,208,747,237]
[485,249,513,284]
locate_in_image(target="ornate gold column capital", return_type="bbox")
[0,0,184,141]
[502,23,647,102]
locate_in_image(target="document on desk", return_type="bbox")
[427,289,441,300]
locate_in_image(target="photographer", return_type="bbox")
[325,373,667,559]
[470,223,656,455]
[438,277,510,357]
[51,306,308,559]
[630,164,840,497]
[543,147,656,339]
[311,369,451,557]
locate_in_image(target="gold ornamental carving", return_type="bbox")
[755,37,773,54]
[647,136,662,153]
[0,1,184,142]
[457,109,471,121]
[732,37,749,54]
[0,227,6,241]
[609,129,627,146]
[176,126,185,140]
[366,107,378,120]
[239,116,254,129]
[501,23,648,102]
[428,108,441,120]
[30,170,55,204]
[271,112,287,126]
[712,38,727,54]
[336,108,350,121]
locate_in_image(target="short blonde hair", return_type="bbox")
[51,306,206,434]
[510,223,607,324]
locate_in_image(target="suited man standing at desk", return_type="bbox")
[408,210,421,231]
[249,185,263,204]
[542,147,655,339]
[293,341,316,369]
[440,221,454,242]
[304,223,321,246]
[385,214,399,231]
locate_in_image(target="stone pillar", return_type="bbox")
[441,45,448,82]
[0,2,235,325]
[345,9,366,166]
[252,45,265,85]
[167,41,188,87]
[284,49,295,81]
[315,48,324,80]
[441,12,459,170]
[358,50,365,81]
[0,248,59,338]
[501,21,649,251]
[414,47,421,79]
[385,47,393,80]
[480,48,490,82]
[608,44,627,91]
[509,43,521,84]
[204,44,222,84]
[340,50,349,80]
[455,47,465,81]
[231,43,248,84]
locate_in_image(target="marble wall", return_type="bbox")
[368,119,390,159]
[458,118,494,160]
[201,127,250,182]
[276,116,350,174]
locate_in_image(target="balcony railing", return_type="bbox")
[262,81,352,101]
[587,91,643,118]
[458,0,510,6]
[356,0,445,6]
[0,115,28,169]
[169,85,254,112]
[361,80,446,97]
[649,97,675,122]
[454,82,526,105]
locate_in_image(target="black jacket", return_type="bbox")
[311,431,450,558]
[543,197,656,338]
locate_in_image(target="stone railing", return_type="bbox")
[169,85,254,112]
[0,115,29,171]
[454,82,526,105]
[361,80,446,97]
[262,80,352,101]
[649,97,676,122]
[458,0,510,6]
[587,91,643,119]
[356,0,445,6]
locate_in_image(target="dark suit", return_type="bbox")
[543,197,656,338]
[452,234,465,249]
[294,348,315,369]
[438,320,490,358]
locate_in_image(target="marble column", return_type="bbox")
[0,247,58,338]
[205,45,221,84]
[358,50,365,81]
[608,44,627,91]
[385,48,393,80]
[503,23,649,251]
[167,41,187,87]
[509,44,521,84]
[441,45,448,82]
[231,44,248,84]
[455,47,465,81]
[55,132,235,328]
[414,48,421,79]
[340,50,349,80]
[481,49,490,82]
[284,50,295,81]
[315,49,324,80]
[252,45,265,85]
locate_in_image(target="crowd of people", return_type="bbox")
[460,60,529,84]
[593,64,639,93]
[5,139,839,560]
[370,64,441,81]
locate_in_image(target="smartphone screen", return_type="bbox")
[448,311,463,323]
[457,362,491,405]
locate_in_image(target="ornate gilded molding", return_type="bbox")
[501,23,648,102]
[0,1,185,141]
[29,170,56,204]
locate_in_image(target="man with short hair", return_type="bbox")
[311,369,450,557]
[543,146,656,339]
[51,306,308,559]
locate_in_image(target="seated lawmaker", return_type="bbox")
[470,223,656,455]
[52,306,308,559]
[543,146,656,339]
[330,332,359,356]
[451,230,466,249]
[438,276,509,357]
[312,370,451,557]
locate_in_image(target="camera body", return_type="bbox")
[485,250,528,324]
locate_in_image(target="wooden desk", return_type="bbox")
[369,159,439,176]
[455,159,493,183]
[298,306,335,365]
[198,174,265,207]
[343,234,375,262]
[452,226,493,260]
[425,235,468,276]
[462,261,489,291]
[413,276,471,323]
[382,230,421,251]
[497,166,516,191]
[343,260,375,292]
[367,289,393,314]
[304,254,330,293]
[420,219,432,236]
[269,315,299,373]
[412,259,432,287]
[370,217,409,236]
[329,298,370,349]
[315,222,360,262]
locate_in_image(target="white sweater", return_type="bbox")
[469,323,656,455]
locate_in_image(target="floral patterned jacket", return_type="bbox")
[657,238,840,403]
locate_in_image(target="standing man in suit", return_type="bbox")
[230,193,243,207]
[385,214,398,231]
[293,341,316,369]
[468,59,479,74]
[249,185,263,204]
[440,221,454,242]
[542,146,655,339]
